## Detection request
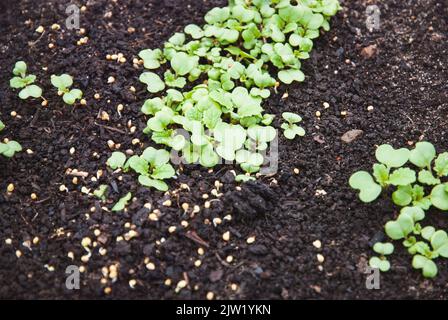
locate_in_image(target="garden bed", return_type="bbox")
[0,0,447,299]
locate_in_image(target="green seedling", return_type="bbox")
[112,192,132,212]
[51,74,83,105]
[10,61,43,99]
[353,142,448,279]
[369,242,394,272]
[281,112,305,140]
[93,185,109,201]
[107,147,175,191]
[127,0,340,189]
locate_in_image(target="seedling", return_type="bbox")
[281,112,305,140]
[0,122,22,158]
[351,142,448,278]
[106,147,175,191]
[112,192,132,212]
[93,185,109,200]
[369,242,394,272]
[51,74,83,105]
[10,61,42,99]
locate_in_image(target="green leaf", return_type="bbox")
[141,98,165,115]
[0,141,22,157]
[205,7,230,24]
[107,151,127,169]
[349,171,382,203]
[63,89,82,105]
[138,49,163,69]
[168,32,186,46]
[235,174,256,182]
[231,87,262,117]
[141,147,170,167]
[139,72,165,93]
[171,52,199,76]
[138,175,169,191]
[400,206,425,223]
[421,226,435,241]
[412,255,437,278]
[409,142,436,169]
[434,152,448,177]
[282,112,302,124]
[247,125,276,143]
[385,214,414,240]
[13,61,27,77]
[282,124,305,139]
[430,230,448,258]
[199,144,219,168]
[375,144,410,168]
[93,185,109,200]
[185,24,204,39]
[10,76,28,89]
[372,164,390,186]
[151,163,175,180]
[51,74,73,90]
[392,185,412,206]
[112,192,132,212]
[430,184,448,210]
[369,256,390,272]
[418,169,440,185]
[0,121,4,132]
[278,69,305,84]
[388,167,416,186]
[18,85,42,99]
[125,155,149,175]
[373,242,394,256]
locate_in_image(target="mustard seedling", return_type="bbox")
[10,61,42,99]
[51,74,83,105]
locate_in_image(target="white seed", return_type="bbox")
[313,240,322,249]
[67,252,75,260]
[222,231,230,242]
[194,260,202,267]
[317,254,325,263]
[340,111,348,116]
[59,185,67,192]
[5,238,12,245]
[36,26,44,33]
[198,248,205,256]
[181,220,189,228]
[323,102,330,109]
[168,226,176,233]
[107,76,115,84]
[146,262,155,270]
[31,193,38,200]
[293,168,300,174]
[26,149,34,155]
[129,279,137,288]
[206,292,214,300]
[163,199,172,207]
[247,236,256,244]
[69,147,75,155]
[316,111,321,117]
[7,183,14,192]
[16,250,22,258]
[367,105,374,111]
[226,255,234,263]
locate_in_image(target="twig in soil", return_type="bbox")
[184,230,209,248]
[94,122,127,134]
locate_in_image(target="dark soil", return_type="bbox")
[1,0,448,299]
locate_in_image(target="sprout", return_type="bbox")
[10,61,43,100]
[281,112,305,140]
[51,74,83,105]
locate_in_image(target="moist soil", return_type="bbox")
[0,0,447,299]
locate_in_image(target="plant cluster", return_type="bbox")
[10,61,42,100]
[350,142,448,278]
[0,121,22,158]
[129,0,340,188]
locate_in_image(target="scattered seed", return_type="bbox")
[163,199,172,207]
[194,260,202,267]
[67,252,75,260]
[164,279,172,286]
[81,237,91,247]
[99,248,107,256]
[230,283,238,291]
[168,226,176,233]
[181,220,189,228]
[146,262,156,270]
[293,168,300,174]
[129,279,137,288]
[313,240,322,249]
[31,193,37,200]
[340,111,348,116]
[175,280,187,293]
[7,183,14,193]
[198,248,205,256]
[317,254,325,263]
[51,23,60,30]
[222,231,230,242]
[316,111,321,117]
[15,250,22,258]
[367,105,374,111]
[35,26,44,33]
[226,255,234,263]
[212,217,222,226]
[11,111,17,117]
[107,76,115,84]
[104,287,112,295]
[80,99,87,105]
[323,102,330,109]
[94,93,101,100]
[5,238,12,245]
[204,201,211,209]
[206,292,214,300]
[247,236,256,244]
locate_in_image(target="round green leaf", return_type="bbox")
[349,171,382,203]
[139,72,165,93]
[409,142,436,168]
[375,144,410,168]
